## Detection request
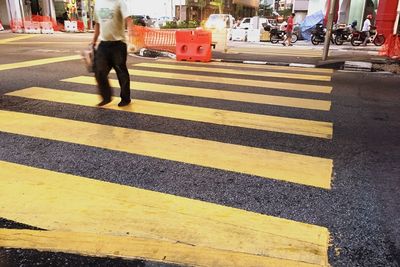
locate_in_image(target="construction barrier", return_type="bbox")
[10,20,24,33]
[128,25,176,53]
[24,21,41,34]
[64,21,78,32]
[176,30,212,62]
[379,34,400,59]
[247,29,261,42]
[31,15,58,31]
[211,28,228,52]
[0,20,4,31]
[40,21,54,34]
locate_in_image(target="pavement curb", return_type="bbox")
[213,58,321,68]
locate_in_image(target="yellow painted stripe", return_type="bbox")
[63,76,332,111]
[7,87,333,139]
[8,41,87,45]
[0,110,333,188]
[134,63,331,81]
[0,161,330,266]
[125,69,332,94]
[0,55,81,71]
[0,35,36,44]
[157,59,334,74]
[0,229,325,267]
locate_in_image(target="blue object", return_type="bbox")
[300,10,325,41]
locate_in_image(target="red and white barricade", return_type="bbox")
[64,21,78,32]
[11,20,24,33]
[40,21,54,34]
[0,20,4,31]
[24,21,41,34]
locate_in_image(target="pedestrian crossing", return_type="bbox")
[0,60,334,266]
[227,46,325,58]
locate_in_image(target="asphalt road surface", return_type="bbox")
[0,32,399,267]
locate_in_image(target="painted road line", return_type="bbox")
[134,63,332,82]
[0,161,330,266]
[63,76,332,111]
[123,69,332,94]
[7,87,333,139]
[0,229,326,267]
[0,110,333,188]
[156,59,334,74]
[0,35,36,44]
[9,41,87,45]
[0,55,81,71]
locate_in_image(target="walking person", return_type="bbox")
[91,0,131,107]
[283,13,295,46]
[362,14,373,46]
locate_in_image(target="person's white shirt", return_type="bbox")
[362,18,371,32]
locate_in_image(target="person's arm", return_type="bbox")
[91,22,100,46]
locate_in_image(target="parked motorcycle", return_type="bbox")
[334,21,357,45]
[267,27,298,44]
[350,26,385,46]
[311,24,334,45]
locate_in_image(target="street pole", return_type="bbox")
[322,0,337,61]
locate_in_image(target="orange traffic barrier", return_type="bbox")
[10,19,24,33]
[40,21,54,34]
[380,34,400,59]
[31,15,58,31]
[24,21,41,34]
[128,24,176,53]
[176,29,212,62]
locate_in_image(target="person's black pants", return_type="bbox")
[95,41,130,102]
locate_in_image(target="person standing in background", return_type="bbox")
[91,0,131,107]
[282,13,295,46]
[362,14,373,46]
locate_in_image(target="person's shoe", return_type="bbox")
[118,99,131,107]
[288,44,293,46]
[97,99,112,107]
[282,43,286,46]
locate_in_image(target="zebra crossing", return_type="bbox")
[0,59,334,266]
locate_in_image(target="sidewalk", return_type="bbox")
[212,40,396,70]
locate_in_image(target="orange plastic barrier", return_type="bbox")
[128,24,176,53]
[31,15,58,31]
[176,30,212,62]
[24,21,41,34]
[10,19,24,33]
[380,34,400,59]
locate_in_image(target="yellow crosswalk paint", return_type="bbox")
[63,76,332,111]
[124,69,332,94]
[0,55,81,71]
[0,110,333,188]
[0,161,330,266]
[0,229,324,267]
[134,63,331,81]
[0,35,36,44]
[6,87,333,139]
[157,59,334,74]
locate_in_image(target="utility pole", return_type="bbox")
[322,0,337,61]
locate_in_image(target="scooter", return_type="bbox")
[350,26,385,46]
[268,27,298,44]
[311,24,336,45]
[334,21,357,45]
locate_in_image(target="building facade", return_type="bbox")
[186,0,260,21]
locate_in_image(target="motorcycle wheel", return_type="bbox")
[374,34,385,46]
[311,35,319,45]
[350,36,361,46]
[270,35,279,44]
[334,35,344,45]
[291,34,298,43]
